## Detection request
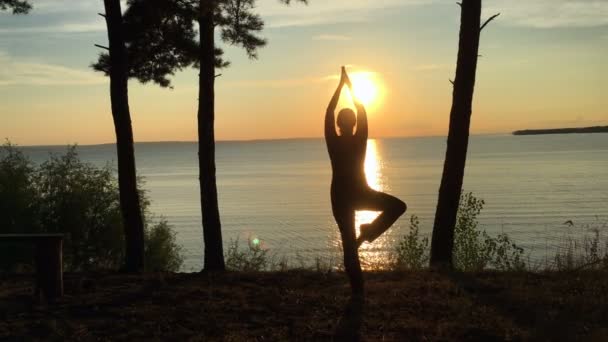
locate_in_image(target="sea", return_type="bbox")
[19,134,608,271]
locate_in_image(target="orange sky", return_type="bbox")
[1,0,606,145]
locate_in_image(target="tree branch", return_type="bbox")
[480,13,500,32]
[97,12,106,18]
[94,44,110,51]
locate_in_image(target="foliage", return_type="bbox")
[0,142,183,272]
[390,192,526,271]
[35,146,125,270]
[0,0,31,14]
[0,141,40,233]
[92,0,307,88]
[145,218,184,272]
[553,219,608,271]
[225,237,269,272]
[392,215,429,270]
[452,192,492,270]
[489,233,527,271]
[0,142,40,270]
[453,192,526,271]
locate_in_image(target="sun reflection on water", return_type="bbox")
[355,139,382,232]
[355,139,392,269]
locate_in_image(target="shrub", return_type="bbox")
[225,237,269,272]
[490,233,527,271]
[453,192,526,271]
[0,142,41,270]
[145,219,184,272]
[0,142,183,272]
[390,192,527,271]
[392,215,429,270]
[452,193,492,271]
[553,219,608,271]
[35,146,125,270]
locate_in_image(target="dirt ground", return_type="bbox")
[1,270,607,341]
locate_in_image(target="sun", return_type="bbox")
[347,72,382,108]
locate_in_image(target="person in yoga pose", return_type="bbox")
[325,67,407,295]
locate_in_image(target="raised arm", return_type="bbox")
[325,67,347,140]
[345,72,368,140]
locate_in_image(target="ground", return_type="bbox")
[1,270,607,341]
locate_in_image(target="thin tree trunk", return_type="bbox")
[430,0,482,269]
[103,0,145,272]
[198,0,225,271]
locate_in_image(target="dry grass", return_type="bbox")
[1,270,607,341]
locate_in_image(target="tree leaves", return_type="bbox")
[0,0,32,14]
[93,0,306,88]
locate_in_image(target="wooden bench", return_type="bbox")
[0,234,64,301]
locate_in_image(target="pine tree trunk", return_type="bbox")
[103,0,145,272]
[198,0,225,271]
[430,0,482,269]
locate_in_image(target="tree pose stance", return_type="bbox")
[325,67,407,295]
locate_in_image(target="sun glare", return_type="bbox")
[343,71,382,108]
[348,72,382,108]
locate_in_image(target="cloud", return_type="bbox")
[227,69,384,89]
[258,0,431,28]
[0,53,106,86]
[224,76,330,88]
[0,21,104,34]
[485,0,608,28]
[312,34,353,41]
[0,0,105,34]
[2,0,606,36]
[25,0,109,13]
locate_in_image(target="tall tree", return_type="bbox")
[93,0,306,271]
[197,1,225,270]
[430,0,498,269]
[97,0,146,272]
[0,0,31,14]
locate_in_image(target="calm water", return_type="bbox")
[22,134,608,271]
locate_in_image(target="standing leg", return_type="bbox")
[334,207,364,296]
[357,190,406,246]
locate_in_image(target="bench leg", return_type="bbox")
[35,239,63,301]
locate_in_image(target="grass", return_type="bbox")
[1,269,607,341]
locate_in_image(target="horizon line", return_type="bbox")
[11,132,514,148]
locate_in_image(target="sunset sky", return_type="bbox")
[1,0,606,145]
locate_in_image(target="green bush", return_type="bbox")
[452,192,491,270]
[35,146,125,270]
[391,192,526,271]
[145,219,184,272]
[0,142,183,272]
[0,142,41,270]
[453,192,526,271]
[225,237,269,272]
[392,215,429,270]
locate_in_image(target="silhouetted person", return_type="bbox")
[325,67,407,296]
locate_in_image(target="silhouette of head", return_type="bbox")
[337,108,356,136]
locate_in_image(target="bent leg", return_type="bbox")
[357,190,406,246]
[333,206,364,296]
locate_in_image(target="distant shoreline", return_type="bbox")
[513,126,608,136]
